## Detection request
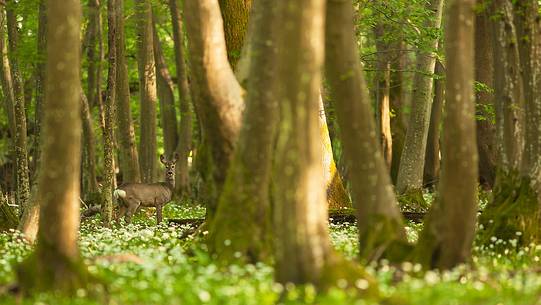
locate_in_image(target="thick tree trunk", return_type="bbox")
[423,61,444,187]
[272,0,376,294]
[184,0,244,216]
[325,0,408,263]
[218,0,251,68]
[135,0,158,183]
[414,0,478,269]
[475,10,497,188]
[208,0,277,263]
[115,0,141,184]
[152,20,178,158]
[168,0,193,198]
[17,0,88,293]
[396,0,444,207]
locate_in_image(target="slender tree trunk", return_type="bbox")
[396,0,444,207]
[5,2,30,215]
[101,0,117,226]
[18,0,47,243]
[475,9,497,188]
[17,0,89,293]
[325,0,408,263]
[184,0,244,216]
[135,0,157,183]
[414,0,478,269]
[208,0,277,263]
[423,60,444,187]
[152,19,178,158]
[115,0,141,184]
[80,92,99,196]
[168,0,192,198]
[218,0,251,68]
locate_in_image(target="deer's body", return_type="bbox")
[115,154,178,224]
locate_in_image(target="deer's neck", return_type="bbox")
[165,177,175,190]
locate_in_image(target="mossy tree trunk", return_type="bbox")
[5,1,30,216]
[101,0,117,227]
[218,0,251,68]
[396,0,444,208]
[414,0,478,270]
[115,0,141,184]
[475,9,497,188]
[80,92,99,198]
[480,0,541,246]
[168,0,193,199]
[272,0,377,295]
[135,0,158,183]
[208,0,277,263]
[184,0,244,217]
[325,0,408,263]
[17,0,89,293]
[423,60,444,187]
[18,0,47,243]
[153,18,178,158]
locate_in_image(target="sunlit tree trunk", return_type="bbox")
[17,0,88,293]
[115,0,141,184]
[184,0,244,216]
[396,0,444,208]
[135,0,158,183]
[168,0,193,198]
[414,0,478,269]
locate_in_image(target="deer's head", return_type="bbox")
[160,153,179,186]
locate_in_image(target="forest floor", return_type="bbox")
[1,195,541,305]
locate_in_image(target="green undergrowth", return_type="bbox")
[1,201,541,304]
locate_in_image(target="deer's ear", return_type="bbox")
[173,152,179,162]
[160,154,166,164]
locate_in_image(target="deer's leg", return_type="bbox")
[125,202,140,224]
[116,204,127,224]
[156,203,163,225]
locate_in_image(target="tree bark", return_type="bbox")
[184,0,244,216]
[396,0,444,206]
[168,0,193,198]
[218,0,251,68]
[423,60,444,187]
[135,0,158,183]
[414,0,478,269]
[17,0,88,293]
[115,0,141,184]
[80,92,99,196]
[475,9,497,188]
[152,19,178,158]
[325,0,408,263]
[208,0,277,263]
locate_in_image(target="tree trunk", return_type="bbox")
[135,0,157,183]
[414,0,478,269]
[152,19,178,158]
[80,92,99,197]
[272,0,376,294]
[5,2,30,215]
[208,0,277,263]
[396,0,444,207]
[184,0,244,216]
[17,0,88,293]
[423,60,444,187]
[115,0,141,184]
[325,0,408,263]
[475,9,497,188]
[218,0,251,68]
[101,0,117,226]
[18,0,47,243]
[168,0,192,198]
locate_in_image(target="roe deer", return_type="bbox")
[114,153,178,224]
